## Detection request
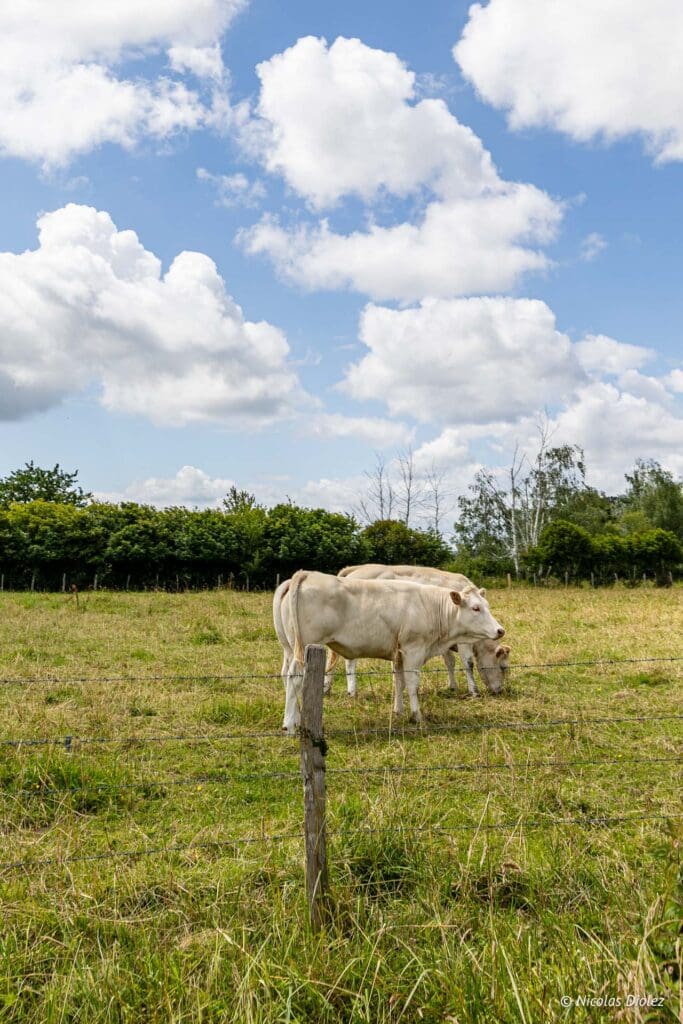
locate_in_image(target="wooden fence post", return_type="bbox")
[299,644,330,932]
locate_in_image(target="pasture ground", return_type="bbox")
[0,585,681,1023]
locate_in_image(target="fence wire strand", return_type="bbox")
[1,712,681,751]
[0,655,681,689]
[1,754,680,803]
[2,811,680,875]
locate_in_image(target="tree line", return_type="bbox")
[0,468,451,591]
[0,454,681,590]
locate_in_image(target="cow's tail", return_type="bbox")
[289,570,308,665]
[272,578,291,647]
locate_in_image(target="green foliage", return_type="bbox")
[622,459,683,540]
[530,520,595,580]
[0,497,368,589]
[262,503,368,578]
[0,461,92,507]
[361,519,452,566]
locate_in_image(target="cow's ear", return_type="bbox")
[450,590,462,606]
[479,587,487,598]
[496,644,511,658]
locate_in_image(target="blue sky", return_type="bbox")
[1,0,682,517]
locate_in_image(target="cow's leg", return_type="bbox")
[458,644,480,696]
[392,654,405,716]
[323,649,338,695]
[402,655,423,723]
[283,659,303,733]
[280,649,290,691]
[346,659,358,697]
[443,649,458,691]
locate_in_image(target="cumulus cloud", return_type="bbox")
[0,204,304,426]
[341,297,585,423]
[552,383,683,489]
[309,413,414,448]
[100,465,235,508]
[244,35,499,209]
[238,35,562,302]
[455,0,683,162]
[0,0,244,166]
[574,334,655,376]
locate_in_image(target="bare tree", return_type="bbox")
[356,454,395,524]
[423,462,452,536]
[396,446,424,526]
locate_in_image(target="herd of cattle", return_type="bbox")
[273,563,511,733]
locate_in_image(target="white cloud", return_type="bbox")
[580,232,607,263]
[100,465,235,508]
[168,44,226,82]
[455,0,683,163]
[309,413,414,448]
[574,334,655,375]
[240,185,560,303]
[551,383,683,490]
[0,0,244,166]
[0,204,304,427]
[341,297,585,423]
[197,167,266,208]
[238,35,562,302]
[245,35,499,209]
[665,368,683,393]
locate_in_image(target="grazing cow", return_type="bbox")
[278,570,505,732]
[330,564,511,696]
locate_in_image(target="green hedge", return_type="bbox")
[0,502,452,591]
[525,520,683,585]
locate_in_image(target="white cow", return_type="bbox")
[329,564,511,697]
[277,570,505,732]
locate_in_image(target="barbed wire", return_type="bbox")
[1,712,681,751]
[0,655,680,689]
[1,754,679,803]
[2,810,679,874]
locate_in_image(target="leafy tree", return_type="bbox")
[621,460,683,540]
[530,520,594,581]
[0,462,92,507]
[361,519,452,567]
[222,486,259,514]
[627,529,683,584]
[455,426,590,575]
[262,504,366,580]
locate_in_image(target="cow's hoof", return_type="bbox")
[467,691,481,699]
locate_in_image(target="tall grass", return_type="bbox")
[0,586,680,1022]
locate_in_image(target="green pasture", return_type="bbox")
[0,586,680,1023]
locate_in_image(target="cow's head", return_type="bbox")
[450,586,505,642]
[473,640,511,694]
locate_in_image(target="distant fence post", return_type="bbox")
[61,573,66,593]
[506,573,511,588]
[299,643,330,932]
[276,573,280,589]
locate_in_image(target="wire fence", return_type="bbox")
[0,654,681,689]
[1,712,682,751]
[1,754,681,803]
[2,811,681,875]
[0,655,680,883]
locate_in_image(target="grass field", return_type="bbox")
[0,585,681,1023]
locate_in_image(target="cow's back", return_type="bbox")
[340,563,473,591]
